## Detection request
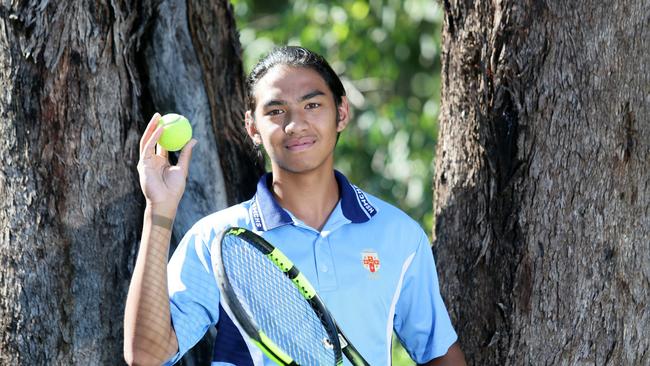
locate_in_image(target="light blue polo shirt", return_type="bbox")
[165,171,457,365]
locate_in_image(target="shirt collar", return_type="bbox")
[249,171,378,231]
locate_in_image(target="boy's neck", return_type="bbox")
[270,168,340,231]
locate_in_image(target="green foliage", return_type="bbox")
[233,0,442,238]
[233,2,441,360]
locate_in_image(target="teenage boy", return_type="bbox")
[124,46,466,365]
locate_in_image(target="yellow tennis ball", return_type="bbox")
[158,113,192,152]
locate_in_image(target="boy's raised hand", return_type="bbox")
[137,113,197,214]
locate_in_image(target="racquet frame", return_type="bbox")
[214,227,369,366]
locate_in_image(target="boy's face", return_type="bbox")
[246,65,349,175]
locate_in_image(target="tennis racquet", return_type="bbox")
[213,227,370,366]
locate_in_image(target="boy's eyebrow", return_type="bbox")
[262,99,286,108]
[299,90,326,101]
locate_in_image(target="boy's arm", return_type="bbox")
[123,205,179,365]
[421,342,467,366]
[123,113,196,365]
[394,230,462,365]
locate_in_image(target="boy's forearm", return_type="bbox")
[421,342,467,366]
[124,206,179,365]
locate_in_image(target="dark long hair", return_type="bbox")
[246,46,346,112]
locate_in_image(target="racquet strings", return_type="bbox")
[221,234,337,365]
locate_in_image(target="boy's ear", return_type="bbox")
[336,96,350,132]
[245,110,262,146]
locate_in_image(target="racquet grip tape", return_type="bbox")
[268,249,316,299]
[291,272,316,299]
[268,248,293,272]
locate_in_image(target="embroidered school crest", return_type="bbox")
[361,251,380,273]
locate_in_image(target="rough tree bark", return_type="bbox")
[0,0,260,364]
[434,0,649,365]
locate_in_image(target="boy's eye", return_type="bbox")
[305,103,320,109]
[267,109,284,116]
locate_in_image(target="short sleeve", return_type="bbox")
[163,228,220,365]
[393,231,457,363]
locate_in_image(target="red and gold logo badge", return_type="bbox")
[361,251,380,273]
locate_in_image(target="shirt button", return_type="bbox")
[320,265,329,273]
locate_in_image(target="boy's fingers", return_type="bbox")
[155,143,169,160]
[142,125,164,159]
[176,139,197,176]
[140,113,161,155]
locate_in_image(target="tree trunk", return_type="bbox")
[434,0,649,365]
[0,0,259,364]
[143,1,262,364]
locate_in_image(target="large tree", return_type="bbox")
[434,0,649,364]
[0,0,260,364]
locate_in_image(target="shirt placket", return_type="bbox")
[313,231,338,291]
